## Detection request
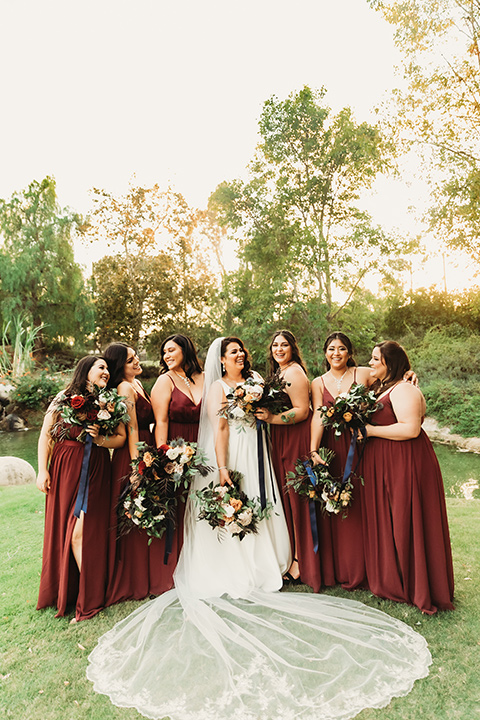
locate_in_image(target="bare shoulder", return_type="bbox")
[118,380,136,401]
[151,373,173,394]
[356,366,372,385]
[284,363,308,384]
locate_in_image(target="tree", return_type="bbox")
[86,183,217,350]
[0,176,93,350]
[369,0,480,262]
[209,87,402,360]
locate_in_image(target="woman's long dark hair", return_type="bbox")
[64,356,108,395]
[104,342,131,389]
[323,332,357,371]
[159,334,203,382]
[268,330,307,376]
[221,337,253,379]
[371,340,411,395]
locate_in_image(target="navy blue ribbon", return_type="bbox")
[256,419,267,510]
[74,433,93,518]
[164,519,173,564]
[302,460,319,553]
[342,426,367,485]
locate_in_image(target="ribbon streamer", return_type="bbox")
[74,432,93,518]
[342,426,367,485]
[164,519,173,565]
[256,420,268,510]
[302,460,319,554]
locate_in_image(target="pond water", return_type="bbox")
[0,429,478,499]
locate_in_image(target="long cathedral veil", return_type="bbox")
[87,337,433,720]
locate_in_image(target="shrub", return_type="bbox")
[11,371,64,410]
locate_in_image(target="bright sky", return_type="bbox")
[0,0,476,291]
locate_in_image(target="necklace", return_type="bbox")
[173,370,191,389]
[330,369,349,391]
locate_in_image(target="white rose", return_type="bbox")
[250,384,264,398]
[215,486,228,498]
[237,508,253,526]
[166,447,182,460]
[97,409,111,420]
[230,406,245,418]
[222,504,235,518]
[228,522,242,535]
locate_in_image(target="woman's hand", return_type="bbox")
[219,467,232,487]
[36,469,51,494]
[403,370,419,387]
[310,450,327,467]
[254,408,271,422]
[86,423,101,441]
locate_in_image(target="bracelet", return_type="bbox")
[218,466,227,470]
[97,435,106,447]
[309,450,319,456]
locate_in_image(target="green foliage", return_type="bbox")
[0,177,94,348]
[0,314,43,377]
[210,86,404,358]
[408,328,480,436]
[86,184,217,350]
[11,370,64,410]
[371,1,480,263]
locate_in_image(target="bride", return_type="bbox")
[87,337,432,720]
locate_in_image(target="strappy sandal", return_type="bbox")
[282,559,301,586]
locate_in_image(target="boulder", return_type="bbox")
[0,413,26,431]
[0,456,36,486]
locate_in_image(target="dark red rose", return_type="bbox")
[86,408,98,422]
[158,444,170,453]
[138,461,146,475]
[70,395,85,409]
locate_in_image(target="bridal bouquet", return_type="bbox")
[319,383,380,438]
[286,447,353,516]
[53,385,130,442]
[119,438,212,541]
[194,471,274,540]
[220,373,291,427]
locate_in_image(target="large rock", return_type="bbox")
[0,456,36,486]
[0,413,26,431]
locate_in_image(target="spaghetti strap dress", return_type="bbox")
[319,377,367,590]
[164,380,202,559]
[106,392,174,605]
[37,424,111,621]
[271,407,322,591]
[359,389,454,614]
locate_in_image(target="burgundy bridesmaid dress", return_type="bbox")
[318,382,367,590]
[37,425,111,621]
[359,390,454,614]
[271,409,323,591]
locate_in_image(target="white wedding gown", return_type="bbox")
[87,349,432,720]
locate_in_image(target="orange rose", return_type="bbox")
[229,498,243,512]
[343,412,353,422]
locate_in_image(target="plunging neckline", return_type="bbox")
[171,381,201,407]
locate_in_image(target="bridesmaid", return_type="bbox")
[150,334,203,447]
[255,330,318,589]
[36,356,126,622]
[360,341,454,613]
[104,343,173,606]
[150,334,203,561]
[310,332,371,589]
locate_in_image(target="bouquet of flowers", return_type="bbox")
[119,438,212,540]
[319,383,380,438]
[194,471,274,540]
[220,373,291,427]
[53,385,130,442]
[285,447,354,516]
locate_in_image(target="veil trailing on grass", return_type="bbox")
[87,337,432,720]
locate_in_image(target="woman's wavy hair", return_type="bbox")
[159,334,203,382]
[371,340,411,395]
[64,355,108,395]
[221,337,253,379]
[268,330,307,376]
[323,332,357,371]
[104,343,131,389]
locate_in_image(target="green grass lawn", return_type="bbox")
[1,485,479,720]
